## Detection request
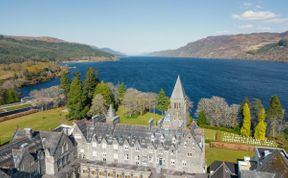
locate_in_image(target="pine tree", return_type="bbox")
[240,102,251,137]
[82,67,97,107]
[67,73,86,120]
[251,98,264,123]
[94,82,114,109]
[3,88,19,104]
[60,69,70,97]
[254,108,267,141]
[197,111,208,126]
[267,95,284,137]
[156,88,170,115]
[117,83,126,104]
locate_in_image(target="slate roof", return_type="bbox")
[209,161,237,178]
[74,119,204,151]
[256,150,288,177]
[170,75,186,100]
[209,161,237,175]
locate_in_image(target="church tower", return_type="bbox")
[162,75,188,129]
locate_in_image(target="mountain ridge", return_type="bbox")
[151,31,288,62]
[0,35,117,63]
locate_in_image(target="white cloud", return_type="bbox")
[239,24,254,29]
[264,18,288,24]
[232,10,277,20]
[256,5,262,9]
[243,2,252,7]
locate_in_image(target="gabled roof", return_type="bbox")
[256,150,288,177]
[40,131,63,156]
[170,75,186,100]
[209,161,237,175]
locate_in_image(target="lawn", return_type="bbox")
[205,146,254,166]
[0,108,72,145]
[117,106,162,125]
[0,103,32,112]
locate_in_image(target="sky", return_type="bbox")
[0,0,288,54]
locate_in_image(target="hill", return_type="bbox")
[151,31,288,62]
[0,35,116,63]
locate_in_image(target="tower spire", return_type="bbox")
[171,75,185,100]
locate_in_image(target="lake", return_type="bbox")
[21,56,288,111]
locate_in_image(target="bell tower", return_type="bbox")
[162,75,188,129]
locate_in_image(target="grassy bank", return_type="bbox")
[0,108,71,145]
[117,106,162,125]
[205,146,254,166]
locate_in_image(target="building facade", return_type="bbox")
[74,76,206,177]
[0,76,206,178]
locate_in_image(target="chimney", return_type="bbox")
[24,128,33,139]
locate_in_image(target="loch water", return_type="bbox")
[21,56,288,110]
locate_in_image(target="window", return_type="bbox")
[92,142,97,148]
[184,141,187,146]
[61,143,65,154]
[187,152,192,157]
[125,154,129,160]
[182,160,187,167]
[91,170,96,175]
[92,151,97,157]
[136,155,140,161]
[148,155,153,162]
[170,159,175,166]
[135,146,140,151]
[114,153,118,160]
[113,144,118,150]
[124,145,129,150]
[102,143,107,149]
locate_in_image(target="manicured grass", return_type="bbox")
[117,106,162,125]
[204,128,225,141]
[205,146,254,166]
[0,108,72,145]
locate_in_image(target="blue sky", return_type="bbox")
[0,0,288,54]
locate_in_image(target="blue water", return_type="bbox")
[21,56,288,110]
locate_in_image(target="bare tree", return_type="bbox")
[88,94,107,116]
[196,96,240,128]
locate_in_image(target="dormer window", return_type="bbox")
[124,145,129,150]
[172,137,177,144]
[151,134,155,142]
[102,143,107,149]
[92,142,97,148]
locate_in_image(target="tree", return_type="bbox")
[251,98,265,133]
[82,67,98,107]
[87,94,107,116]
[197,111,208,126]
[196,96,239,128]
[67,73,87,120]
[267,95,284,137]
[3,88,19,104]
[94,82,114,109]
[254,108,267,141]
[156,88,170,115]
[240,103,251,137]
[60,69,70,97]
[117,83,126,104]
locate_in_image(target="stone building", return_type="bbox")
[0,76,207,178]
[0,127,77,178]
[73,76,206,177]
